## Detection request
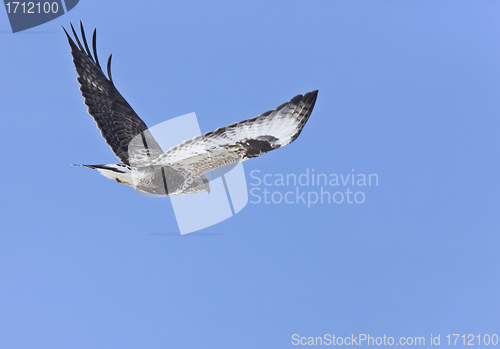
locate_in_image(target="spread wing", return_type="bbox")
[65,22,163,165]
[152,90,318,178]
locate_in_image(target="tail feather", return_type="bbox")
[72,163,133,184]
[72,163,126,173]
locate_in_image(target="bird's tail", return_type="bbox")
[72,163,133,183]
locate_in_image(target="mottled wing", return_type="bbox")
[152,90,318,177]
[65,22,163,165]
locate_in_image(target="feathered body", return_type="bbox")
[65,23,318,195]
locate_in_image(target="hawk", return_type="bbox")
[65,23,318,195]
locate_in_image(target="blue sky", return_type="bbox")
[1,1,499,348]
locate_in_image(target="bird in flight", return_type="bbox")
[65,23,318,196]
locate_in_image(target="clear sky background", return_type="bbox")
[1,1,499,348]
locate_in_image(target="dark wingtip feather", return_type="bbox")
[63,24,78,50]
[79,21,92,58]
[308,90,319,99]
[70,22,85,52]
[290,94,304,105]
[62,25,70,38]
[107,54,113,83]
[288,90,319,143]
[304,90,318,105]
[65,22,106,74]
[92,29,101,69]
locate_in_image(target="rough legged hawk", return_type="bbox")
[65,23,318,195]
